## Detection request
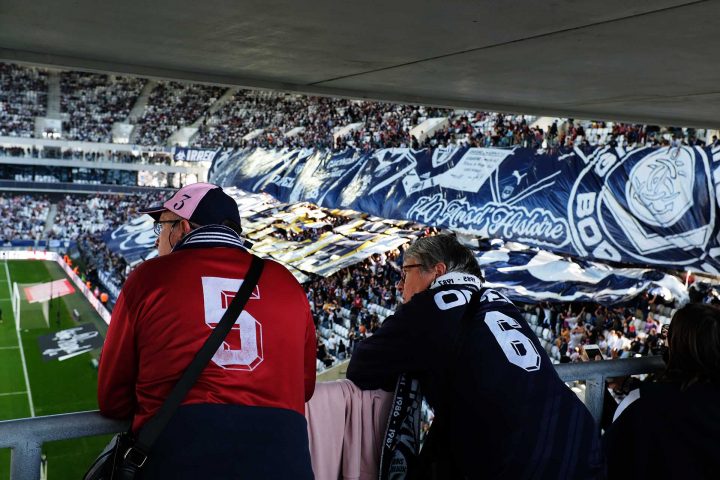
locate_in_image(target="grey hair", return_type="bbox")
[404,234,484,280]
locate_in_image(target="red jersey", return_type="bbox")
[98,225,316,431]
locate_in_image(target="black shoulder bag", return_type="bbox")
[85,255,265,480]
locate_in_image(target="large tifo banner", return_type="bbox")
[209,145,720,273]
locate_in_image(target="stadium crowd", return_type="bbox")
[309,250,404,368]
[4,61,717,153]
[0,191,166,302]
[66,192,166,297]
[61,71,146,143]
[135,81,224,146]
[192,91,718,151]
[522,294,674,364]
[0,145,172,165]
[0,63,48,138]
[0,193,52,243]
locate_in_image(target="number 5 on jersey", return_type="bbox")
[202,276,263,371]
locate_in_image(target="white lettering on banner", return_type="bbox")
[175,149,217,162]
[327,157,359,168]
[594,153,618,177]
[407,195,569,248]
[268,174,296,188]
[575,192,596,218]
[577,217,602,246]
[201,277,263,371]
[484,311,541,372]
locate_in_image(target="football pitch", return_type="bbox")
[0,259,113,479]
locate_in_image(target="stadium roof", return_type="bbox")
[1,0,718,128]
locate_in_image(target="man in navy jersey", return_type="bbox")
[347,234,602,479]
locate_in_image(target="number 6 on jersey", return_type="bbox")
[484,311,541,372]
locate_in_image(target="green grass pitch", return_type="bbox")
[0,259,114,479]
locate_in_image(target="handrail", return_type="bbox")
[0,411,128,480]
[555,355,665,426]
[0,357,666,480]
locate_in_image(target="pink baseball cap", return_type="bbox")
[139,182,241,228]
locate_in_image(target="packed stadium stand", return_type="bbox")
[0,63,48,137]
[2,62,716,151]
[133,81,225,146]
[60,71,145,143]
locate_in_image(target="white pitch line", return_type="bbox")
[4,260,35,417]
[0,345,20,350]
[0,391,27,397]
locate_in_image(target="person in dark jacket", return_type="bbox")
[605,303,720,479]
[347,234,601,479]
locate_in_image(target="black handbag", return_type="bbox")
[84,255,265,480]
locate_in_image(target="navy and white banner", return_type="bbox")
[103,216,157,265]
[478,243,688,306]
[210,145,720,273]
[172,147,223,163]
[103,186,689,304]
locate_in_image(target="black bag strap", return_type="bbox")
[127,254,265,464]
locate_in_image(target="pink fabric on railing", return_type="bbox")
[305,380,392,480]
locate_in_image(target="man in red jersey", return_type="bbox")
[98,183,316,479]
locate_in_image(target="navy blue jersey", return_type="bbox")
[347,274,602,479]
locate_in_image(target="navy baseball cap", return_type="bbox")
[139,183,241,227]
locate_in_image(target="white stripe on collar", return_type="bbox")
[173,225,247,252]
[430,272,483,290]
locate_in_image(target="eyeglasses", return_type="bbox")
[153,220,180,236]
[399,264,424,281]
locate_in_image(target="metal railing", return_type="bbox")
[555,355,665,424]
[0,412,128,480]
[0,357,666,480]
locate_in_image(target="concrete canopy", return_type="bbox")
[0,0,717,128]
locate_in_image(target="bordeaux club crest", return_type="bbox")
[569,146,714,267]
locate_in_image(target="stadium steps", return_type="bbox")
[202,87,239,120]
[529,116,558,131]
[127,80,158,144]
[409,116,449,143]
[46,71,61,119]
[43,203,58,236]
[186,87,238,145]
[128,79,157,123]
